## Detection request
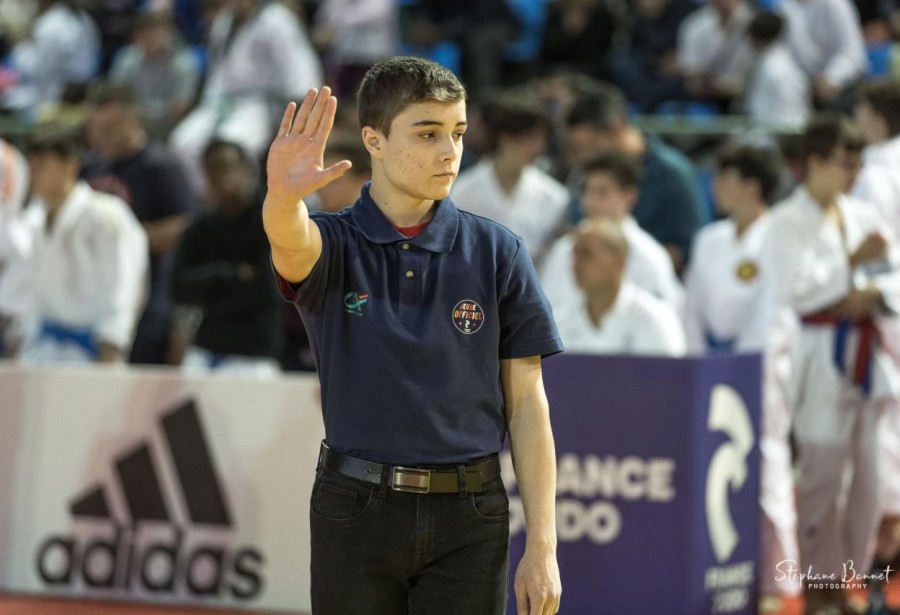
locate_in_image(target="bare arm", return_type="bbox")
[263,87,352,283]
[502,356,561,615]
[143,213,191,255]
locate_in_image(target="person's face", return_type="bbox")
[317,156,368,213]
[369,99,466,203]
[572,231,624,292]
[810,147,862,194]
[854,101,888,145]
[137,24,171,59]
[204,146,254,210]
[566,124,618,166]
[713,167,756,215]
[29,152,75,200]
[499,127,548,165]
[580,172,635,220]
[87,103,136,160]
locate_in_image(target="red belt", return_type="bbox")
[801,313,878,393]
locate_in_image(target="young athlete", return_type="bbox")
[263,56,563,615]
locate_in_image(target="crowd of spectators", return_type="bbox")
[3,0,900,612]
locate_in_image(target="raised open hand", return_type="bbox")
[266,87,352,205]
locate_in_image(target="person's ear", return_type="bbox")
[362,127,383,159]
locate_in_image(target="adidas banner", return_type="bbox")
[0,365,324,611]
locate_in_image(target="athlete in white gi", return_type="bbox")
[0,138,31,355]
[753,117,900,614]
[16,132,148,364]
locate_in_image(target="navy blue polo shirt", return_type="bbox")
[277,185,563,465]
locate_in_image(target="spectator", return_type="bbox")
[451,87,569,265]
[781,0,867,110]
[535,0,617,82]
[753,115,897,614]
[108,11,202,143]
[565,79,706,272]
[169,0,322,196]
[675,0,755,109]
[314,132,371,213]
[171,139,282,376]
[554,218,686,356]
[3,0,100,119]
[311,0,397,97]
[0,138,30,356]
[608,0,696,112]
[743,12,811,127]
[82,81,195,365]
[16,127,147,364]
[541,151,684,314]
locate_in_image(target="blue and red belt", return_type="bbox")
[801,312,878,394]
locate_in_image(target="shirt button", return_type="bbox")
[406,270,414,279]
[402,243,410,250]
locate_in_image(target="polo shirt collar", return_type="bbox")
[350,182,459,253]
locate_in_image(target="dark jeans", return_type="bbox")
[309,468,510,615]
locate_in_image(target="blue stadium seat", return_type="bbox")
[503,0,548,63]
[867,42,892,77]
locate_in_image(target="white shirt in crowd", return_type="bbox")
[683,216,771,354]
[555,282,687,357]
[781,0,866,88]
[313,0,398,65]
[852,135,900,243]
[745,42,811,127]
[0,140,31,323]
[540,216,684,313]
[17,182,148,363]
[676,1,756,89]
[451,159,569,264]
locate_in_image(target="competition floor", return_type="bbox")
[1,586,900,615]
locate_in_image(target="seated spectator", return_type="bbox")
[108,11,201,142]
[82,81,196,365]
[0,138,30,356]
[608,0,696,113]
[554,218,686,356]
[451,87,569,265]
[781,0,867,110]
[171,139,282,376]
[16,127,148,364]
[169,0,322,196]
[743,12,811,127]
[535,0,617,82]
[313,133,371,213]
[541,151,684,313]
[311,0,397,97]
[565,79,705,272]
[3,0,100,119]
[675,0,755,109]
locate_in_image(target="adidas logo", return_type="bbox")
[35,399,265,599]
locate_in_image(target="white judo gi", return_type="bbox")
[540,216,684,315]
[755,186,900,580]
[555,282,686,357]
[0,140,31,347]
[17,182,148,363]
[684,214,801,596]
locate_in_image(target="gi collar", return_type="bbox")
[350,183,459,253]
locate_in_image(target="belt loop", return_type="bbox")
[378,464,390,498]
[457,464,467,498]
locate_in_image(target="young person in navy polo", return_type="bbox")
[263,56,563,615]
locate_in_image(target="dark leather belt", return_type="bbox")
[318,442,501,494]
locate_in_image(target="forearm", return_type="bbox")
[263,192,320,283]
[143,214,191,255]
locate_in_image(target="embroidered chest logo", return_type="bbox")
[452,300,485,334]
[735,261,759,282]
[344,292,369,316]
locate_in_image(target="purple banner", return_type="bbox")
[506,353,761,615]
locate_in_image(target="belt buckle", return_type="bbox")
[392,466,431,493]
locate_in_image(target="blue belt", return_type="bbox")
[38,321,99,359]
[705,331,736,354]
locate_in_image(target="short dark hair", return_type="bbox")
[483,87,551,150]
[565,79,628,132]
[26,124,81,159]
[202,138,253,169]
[325,134,371,176]
[357,56,467,138]
[747,12,784,46]
[801,114,865,161]
[859,78,900,137]
[581,151,642,189]
[717,145,783,204]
